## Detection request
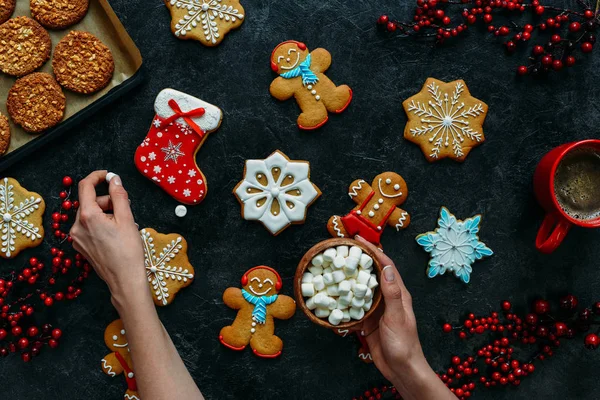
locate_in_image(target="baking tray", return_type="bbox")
[0,0,144,172]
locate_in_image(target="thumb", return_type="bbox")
[107,174,134,223]
[380,265,407,317]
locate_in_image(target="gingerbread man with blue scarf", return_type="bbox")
[270,41,353,130]
[219,266,296,358]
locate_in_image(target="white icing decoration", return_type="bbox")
[406,80,485,159]
[183,189,192,197]
[374,204,379,210]
[154,89,222,131]
[124,394,141,400]
[359,352,373,361]
[161,141,185,164]
[395,212,408,231]
[140,229,194,306]
[234,151,320,234]
[120,329,126,335]
[127,372,134,378]
[112,335,118,341]
[337,328,349,337]
[394,184,400,190]
[385,178,391,184]
[378,179,403,198]
[101,358,116,377]
[175,205,188,218]
[368,211,375,217]
[348,180,366,198]
[170,0,244,45]
[332,216,344,238]
[0,178,43,258]
[148,152,156,161]
[378,198,383,204]
[315,95,321,101]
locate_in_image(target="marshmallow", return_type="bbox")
[349,246,363,259]
[363,299,373,312]
[313,275,325,291]
[348,278,357,291]
[308,265,323,276]
[175,205,187,218]
[313,293,330,308]
[333,255,345,270]
[345,256,359,270]
[357,270,371,285]
[338,280,352,295]
[336,298,349,310]
[338,291,353,306]
[342,310,351,322]
[359,254,373,270]
[311,254,324,267]
[328,297,338,310]
[301,283,315,297]
[322,272,334,286]
[351,297,365,308]
[353,284,368,299]
[306,296,317,310]
[349,307,365,320]
[323,248,337,262]
[336,245,349,258]
[367,274,379,289]
[323,266,333,274]
[364,287,373,302]
[328,309,344,326]
[332,270,346,284]
[315,308,330,318]
[326,284,340,297]
[106,172,117,183]
[343,266,355,278]
[302,272,314,283]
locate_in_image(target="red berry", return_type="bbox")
[555,322,568,336]
[21,352,31,362]
[582,42,594,53]
[62,201,72,211]
[452,356,461,365]
[62,176,73,187]
[48,339,59,349]
[11,326,22,336]
[517,65,528,75]
[377,15,389,25]
[51,328,62,339]
[585,333,599,349]
[44,297,54,307]
[566,56,576,66]
[483,14,492,24]
[59,191,68,199]
[534,299,550,314]
[521,32,531,41]
[443,323,452,333]
[506,41,516,51]
[467,14,476,24]
[523,24,534,33]
[27,326,39,337]
[0,329,6,340]
[551,34,561,43]
[51,212,61,222]
[560,294,578,310]
[552,59,563,71]
[584,10,595,19]
[499,26,510,36]
[535,5,545,15]
[17,337,29,349]
[501,301,511,311]
[569,22,582,32]
[386,22,397,32]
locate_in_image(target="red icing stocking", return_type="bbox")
[134,89,223,205]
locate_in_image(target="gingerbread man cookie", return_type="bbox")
[403,78,488,162]
[219,266,296,358]
[101,319,139,400]
[134,89,222,205]
[269,41,352,130]
[327,172,410,247]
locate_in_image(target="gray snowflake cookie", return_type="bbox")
[0,177,45,259]
[403,78,488,162]
[164,0,244,47]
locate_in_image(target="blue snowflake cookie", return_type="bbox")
[416,207,493,284]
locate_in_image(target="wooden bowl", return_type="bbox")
[294,238,383,330]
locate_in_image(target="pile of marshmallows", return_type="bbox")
[301,245,379,326]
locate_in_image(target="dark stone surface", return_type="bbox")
[2,0,600,399]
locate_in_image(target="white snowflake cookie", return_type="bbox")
[403,78,488,162]
[140,228,195,306]
[0,178,45,259]
[165,0,245,47]
[233,150,321,235]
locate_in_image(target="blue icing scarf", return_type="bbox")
[279,53,319,87]
[241,289,278,324]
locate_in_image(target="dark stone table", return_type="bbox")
[2,0,599,399]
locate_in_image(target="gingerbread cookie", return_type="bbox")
[416,207,493,284]
[0,16,51,76]
[327,172,410,247]
[0,113,10,157]
[233,150,321,236]
[0,177,45,258]
[403,78,488,162]
[52,31,114,94]
[135,89,222,205]
[219,266,296,358]
[7,72,66,133]
[101,319,140,400]
[269,41,352,130]
[140,228,194,306]
[0,0,15,24]
[30,0,89,29]
[164,0,244,46]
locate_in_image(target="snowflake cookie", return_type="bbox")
[164,0,244,47]
[0,177,45,259]
[233,150,321,236]
[416,207,493,284]
[403,78,488,162]
[140,228,195,306]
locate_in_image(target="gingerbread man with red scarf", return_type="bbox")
[101,319,139,400]
[134,89,223,205]
[327,172,411,247]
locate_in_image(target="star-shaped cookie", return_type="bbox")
[163,0,245,47]
[402,78,488,162]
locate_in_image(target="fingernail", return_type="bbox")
[112,176,122,186]
[383,265,395,282]
[355,235,363,240]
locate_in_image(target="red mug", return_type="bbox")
[533,139,600,253]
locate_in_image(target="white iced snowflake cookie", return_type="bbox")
[0,177,45,259]
[164,0,245,47]
[403,78,488,162]
[140,228,195,306]
[233,150,321,235]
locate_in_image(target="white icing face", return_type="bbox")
[278,48,300,70]
[111,328,129,350]
[248,276,274,296]
[378,178,403,199]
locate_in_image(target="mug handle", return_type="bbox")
[536,212,571,254]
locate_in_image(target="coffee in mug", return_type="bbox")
[553,147,600,221]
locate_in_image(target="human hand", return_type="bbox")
[70,171,148,309]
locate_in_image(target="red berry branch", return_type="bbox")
[377,0,599,76]
[353,295,600,399]
[0,177,92,362]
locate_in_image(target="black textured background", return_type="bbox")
[2,0,600,399]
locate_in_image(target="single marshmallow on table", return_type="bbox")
[175,205,187,218]
[106,172,117,183]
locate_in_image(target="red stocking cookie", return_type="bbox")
[219,266,296,358]
[269,41,352,130]
[101,319,139,400]
[134,89,223,205]
[327,172,411,247]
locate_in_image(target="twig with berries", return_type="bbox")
[377,0,599,76]
[0,177,92,362]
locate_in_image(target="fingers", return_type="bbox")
[78,170,107,213]
[96,195,113,211]
[107,175,134,223]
